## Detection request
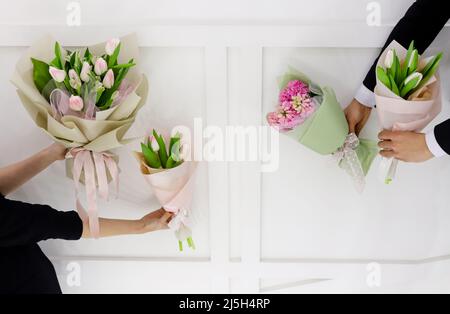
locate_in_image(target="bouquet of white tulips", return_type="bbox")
[135,129,198,251]
[375,40,443,184]
[377,41,442,100]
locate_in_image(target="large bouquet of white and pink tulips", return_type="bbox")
[11,34,148,237]
[31,37,137,117]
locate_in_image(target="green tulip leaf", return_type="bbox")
[31,58,52,94]
[377,66,391,89]
[108,43,121,68]
[153,130,169,168]
[417,53,443,90]
[389,75,400,96]
[141,143,161,169]
[54,42,65,69]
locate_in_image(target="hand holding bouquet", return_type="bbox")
[267,68,378,192]
[135,130,197,251]
[375,41,443,183]
[11,34,148,237]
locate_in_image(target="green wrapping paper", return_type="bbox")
[277,68,378,177]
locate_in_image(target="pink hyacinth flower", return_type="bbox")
[279,80,310,103]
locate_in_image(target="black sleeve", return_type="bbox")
[0,194,83,247]
[434,121,450,155]
[363,0,449,91]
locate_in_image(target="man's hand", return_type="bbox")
[378,130,434,163]
[344,99,372,135]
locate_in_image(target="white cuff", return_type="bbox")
[355,85,376,108]
[425,129,447,158]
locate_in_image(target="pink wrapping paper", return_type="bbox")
[134,152,198,247]
[375,41,442,183]
[375,41,442,132]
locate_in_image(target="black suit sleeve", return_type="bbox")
[363,0,449,91]
[434,122,450,154]
[0,194,83,247]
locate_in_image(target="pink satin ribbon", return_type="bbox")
[66,148,119,238]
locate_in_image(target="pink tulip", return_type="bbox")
[102,69,115,89]
[105,38,120,56]
[80,62,92,82]
[49,66,66,83]
[94,57,107,75]
[69,95,84,111]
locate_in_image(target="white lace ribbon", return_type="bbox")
[333,133,366,193]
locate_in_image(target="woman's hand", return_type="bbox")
[82,208,173,238]
[0,143,67,196]
[44,143,67,162]
[137,208,173,234]
[344,99,372,136]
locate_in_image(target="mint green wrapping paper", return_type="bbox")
[278,69,378,176]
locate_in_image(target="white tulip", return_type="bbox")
[94,57,108,76]
[80,62,92,82]
[150,137,160,152]
[102,69,115,89]
[105,38,120,56]
[49,66,66,83]
[68,69,81,90]
[404,72,423,88]
[385,50,394,69]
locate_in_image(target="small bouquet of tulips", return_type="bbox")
[375,40,443,183]
[11,34,148,237]
[135,130,198,251]
[376,41,442,100]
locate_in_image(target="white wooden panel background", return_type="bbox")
[1,0,450,293]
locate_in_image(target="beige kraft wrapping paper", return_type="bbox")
[11,34,149,179]
[10,33,149,237]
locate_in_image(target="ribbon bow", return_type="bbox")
[333,133,366,193]
[165,206,191,231]
[66,148,119,238]
[164,206,195,250]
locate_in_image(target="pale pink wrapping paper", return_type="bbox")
[375,41,442,182]
[375,41,442,132]
[135,152,198,241]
